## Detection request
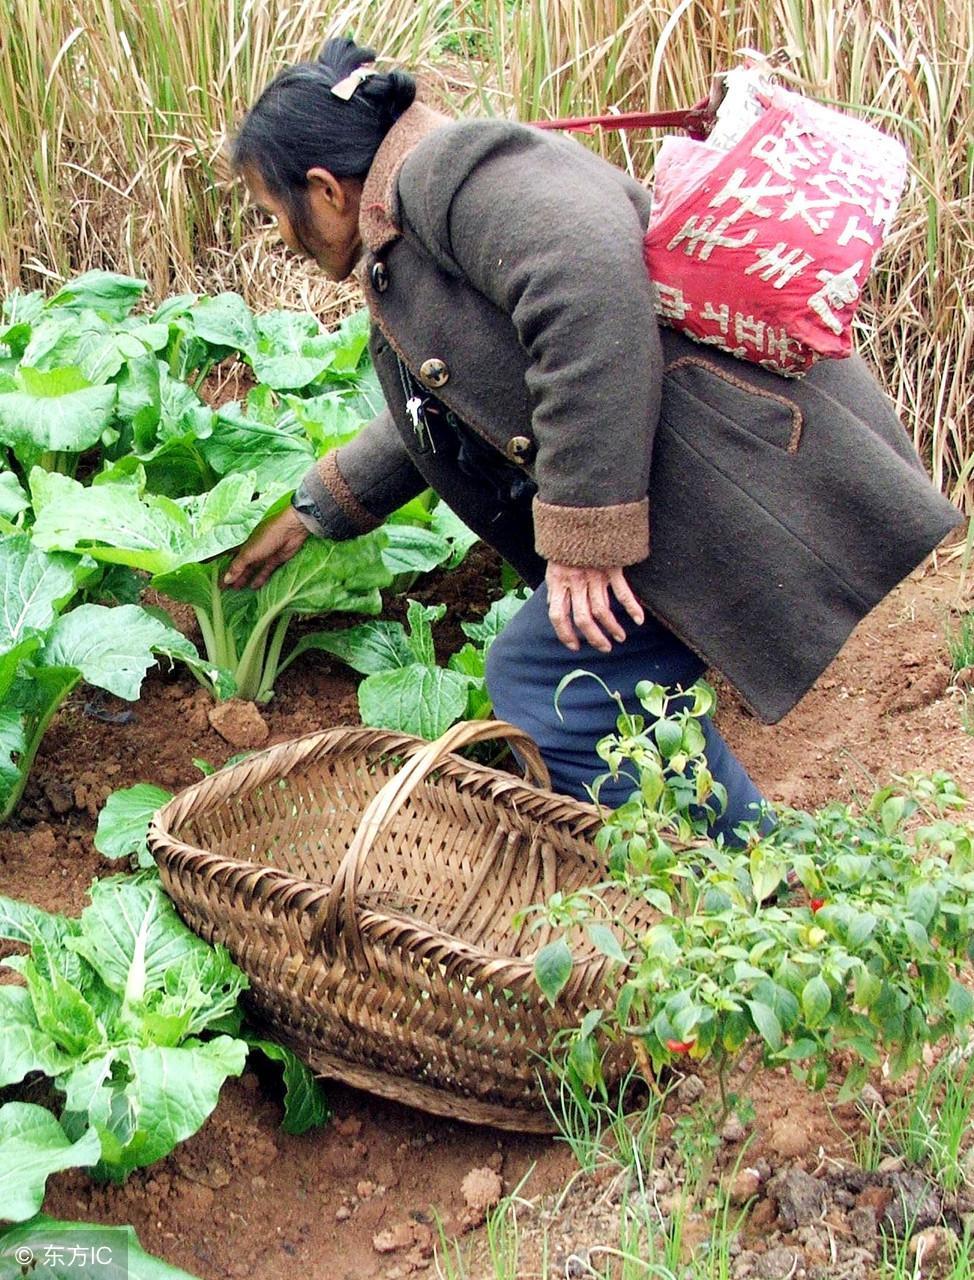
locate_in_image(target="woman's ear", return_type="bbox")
[305,166,347,212]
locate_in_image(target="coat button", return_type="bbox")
[418,358,449,388]
[505,435,535,465]
[370,261,389,292]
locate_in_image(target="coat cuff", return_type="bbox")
[532,496,650,567]
[295,454,385,540]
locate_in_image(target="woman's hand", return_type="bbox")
[546,562,645,653]
[223,505,310,591]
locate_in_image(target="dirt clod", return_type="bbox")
[767,1117,811,1160]
[371,1221,433,1261]
[883,1172,943,1235]
[859,1083,885,1110]
[721,1111,747,1143]
[676,1074,706,1105]
[372,1223,414,1254]
[726,1169,762,1206]
[458,1165,503,1229]
[461,1166,503,1215]
[908,1225,957,1268]
[848,1204,878,1242]
[884,661,951,713]
[768,1168,827,1230]
[207,699,269,748]
[752,1245,805,1279]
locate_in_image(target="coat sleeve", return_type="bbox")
[399,123,661,568]
[293,406,427,539]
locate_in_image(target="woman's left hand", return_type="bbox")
[546,562,645,653]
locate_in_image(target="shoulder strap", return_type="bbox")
[532,79,725,142]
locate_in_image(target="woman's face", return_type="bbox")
[243,165,363,281]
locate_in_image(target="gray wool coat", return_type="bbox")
[298,103,962,723]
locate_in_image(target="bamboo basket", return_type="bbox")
[147,720,671,1133]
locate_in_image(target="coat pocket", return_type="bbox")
[662,356,804,454]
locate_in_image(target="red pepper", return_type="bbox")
[665,1038,695,1054]
[810,898,826,913]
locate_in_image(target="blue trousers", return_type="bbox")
[485,584,768,841]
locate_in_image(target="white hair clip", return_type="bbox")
[330,66,376,101]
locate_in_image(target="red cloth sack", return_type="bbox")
[643,69,908,375]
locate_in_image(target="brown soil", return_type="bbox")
[1,546,971,1280]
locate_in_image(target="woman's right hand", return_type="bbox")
[223,505,310,590]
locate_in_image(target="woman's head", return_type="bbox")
[233,36,416,278]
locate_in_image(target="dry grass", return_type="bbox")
[0,0,970,505]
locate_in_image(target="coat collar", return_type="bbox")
[359,102,451,254]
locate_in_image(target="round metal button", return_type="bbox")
[370,261,389,293]
[504,435,536,465]
[418,358,449,388]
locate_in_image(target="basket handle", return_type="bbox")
[310,720,550,957]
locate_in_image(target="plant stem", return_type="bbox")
[191,359,215,393]
[194,604,219,671]
[233,607,280,703]
[0,678,79,822]
[208,562,236,673]
[629,1038,659,1094]
[255,612,291,702]
[167,331,183,379]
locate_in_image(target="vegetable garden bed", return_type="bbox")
[1,543,970,1279]
[1,273,972,1280]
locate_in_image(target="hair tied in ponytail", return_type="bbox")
[330,65,376,101]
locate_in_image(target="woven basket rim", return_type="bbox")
[152,722,606,830]
[148,723,624,990]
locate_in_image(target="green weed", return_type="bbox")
[948,612,974,673]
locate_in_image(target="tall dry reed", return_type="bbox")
[0,0,970,504]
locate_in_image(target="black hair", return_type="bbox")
[232,36,416,247]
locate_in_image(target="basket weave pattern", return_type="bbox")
[148,721,663,1131]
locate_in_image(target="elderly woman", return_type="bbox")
[225,37,961,836]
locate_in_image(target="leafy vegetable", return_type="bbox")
[0,872,329,1186]
[48,270,148,322]
[94,785,175,867]
[30,458,393,702]
[0,535,217,821]
[0,273,198,484]
[203,400,315,493]
[182,295,374,393]
[429,501,480,570]
[30,468,271,577]
[0,1104,101,1223]
[379,496,479,594]
[0,874,247,1182]
[242,1035,331,1135]
[299,593,525,738]
[0,372,116,476]
[156,529,391,701]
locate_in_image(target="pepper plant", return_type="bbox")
[527,678,974,1118]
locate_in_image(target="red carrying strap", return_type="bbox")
[532,78,726,141]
